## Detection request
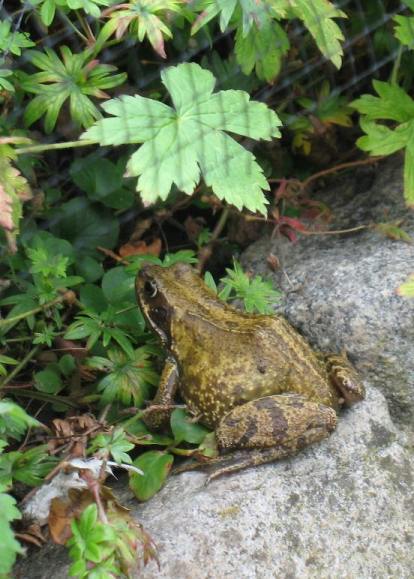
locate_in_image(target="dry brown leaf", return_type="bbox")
[48,415,100,455]
[49,489,94,544]
[0,184,13,230]
[119,237,161,257]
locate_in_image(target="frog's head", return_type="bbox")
[136,262,201,345]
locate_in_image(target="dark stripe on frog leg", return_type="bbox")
[208,420,337,481]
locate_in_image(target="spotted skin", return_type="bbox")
[136,263,365,479]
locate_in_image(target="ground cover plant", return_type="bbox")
[1,0,414,576]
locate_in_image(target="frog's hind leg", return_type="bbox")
[174,394,337,481]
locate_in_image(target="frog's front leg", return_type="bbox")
[143,356,179,431]
[202,394,336,480]
[325,353,365,405]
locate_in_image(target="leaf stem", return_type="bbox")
[0,345,40,389]
[75,10,96,43]
[390,45,403,85]
[0,292,72,330]
[15,139,97,155]
[2,387,80,408]
[58,10,89,43]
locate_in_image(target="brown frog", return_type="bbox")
[136,262,365,479]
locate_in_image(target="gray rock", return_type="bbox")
[15,386,414,578]
[242,155,414,425]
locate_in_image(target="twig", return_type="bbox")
[97,246,128,265]
[301,156,385,190]
[197,206,230,273]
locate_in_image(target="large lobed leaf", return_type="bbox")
[352,81,414,206]
[82,63,281,214]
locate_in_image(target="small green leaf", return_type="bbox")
[0,20,34,56]
[101,267,135,304]
[129,451,173,501]
[58,354,76,377]
[0,490,23,575]
[171,408,209,444]
[0,400,40,440]
[20,46,126,132]
[235,21,289,82]
[34,367,63,394]
[89,428,134,464]
[397,274,414,297]
[291,0,346,68]
[50,198,119,258]
[80,283,108,313]
[70,157,134,210]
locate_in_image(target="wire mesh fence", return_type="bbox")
[0,0,413,235]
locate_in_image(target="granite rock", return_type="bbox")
[243,156,414,425]
[15,386,414,578]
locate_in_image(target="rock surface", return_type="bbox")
[15,386,414,578]
[15,156,414,578]
[243,156,414,425]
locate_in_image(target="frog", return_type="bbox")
[136,262,365,480]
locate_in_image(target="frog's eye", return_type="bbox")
[144,280,158,299]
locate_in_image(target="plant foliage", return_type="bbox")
[82,62,281,213]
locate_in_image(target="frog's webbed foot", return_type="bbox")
[324,353,365,405]
[173,394,337,482]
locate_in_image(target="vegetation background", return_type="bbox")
[0,0,413,576]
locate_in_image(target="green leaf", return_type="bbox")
[80,283,108,313]
[0,490,23,575]
[70,157,134,210]
[0,20,34,56]
[394,14,414,50]
[34,367,63,394]
[351,80,414,123]
[95,347,158,406]
[40,0,56,26]
[218,261,280,313]
[192,0,288,36]
[103,0,183,58]
[76,256,104,283]
[59,354,77,377]
[290,0,346,69]
[89,427,134,464]
[352,81,414,206]
[129,451,173,501]
[82,63,282,214]
[0,445,57,487]
[50,198,119,258]
[171,408,209,444]
[101,267,135,304]
[20,46,126,132]
[397,274,414,297]
[235,21,289,82]
[0,400,40,440]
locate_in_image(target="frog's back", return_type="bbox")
[175,311,338,428]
